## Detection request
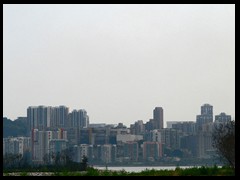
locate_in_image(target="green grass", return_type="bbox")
[4,166,234,176]
[19,171,29,176]
[66,166,234,176]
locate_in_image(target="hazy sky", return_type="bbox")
[3,4,235,127]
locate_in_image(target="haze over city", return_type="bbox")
[3,4,235,127]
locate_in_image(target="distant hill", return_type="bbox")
[3,117,28,138]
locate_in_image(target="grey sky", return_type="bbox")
[3,4,235,127]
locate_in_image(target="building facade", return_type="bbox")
[153,107,164,129]
[196,104,213,131]
[215,112,231,123]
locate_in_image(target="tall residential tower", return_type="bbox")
[196,104,213,130]
[153,107,164,129]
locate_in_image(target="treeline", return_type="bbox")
[3,152,88,173]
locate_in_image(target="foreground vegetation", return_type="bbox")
[3,166,234,176]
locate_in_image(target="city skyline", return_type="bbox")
[4,104,233,128]
[3,4,235,127]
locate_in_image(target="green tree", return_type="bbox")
[80,155,88,171]
[212,120,235,168]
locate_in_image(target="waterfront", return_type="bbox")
[94,166,201,172]
[4,165,232,176]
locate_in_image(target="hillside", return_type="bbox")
[3,117,28,137]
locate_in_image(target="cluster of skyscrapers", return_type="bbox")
[27,106,89,132]
[3,104,232,165]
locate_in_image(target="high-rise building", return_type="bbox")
[123,141,139,161]
[153,107,164,129]
[215,112,231,123]
[171,121,196,135]
[145,119,155,131]
[196,104,213,130]
[31,129,67,164]
[160,128,182,150]
[166,121,179,128]
[201,104,213,116]
[69,109,89,128]
[150,129,162,142]
[51,106,69,128]
[73,144,93,163]
[27,106,52,131]
[3,137,31,156]
[79,109,89,128]
[31,129,52,163]
[101,144,116,164]
[27,106,37,132]
[27,106,70,132]
[130,120,145,135]
[143,141,162,161]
